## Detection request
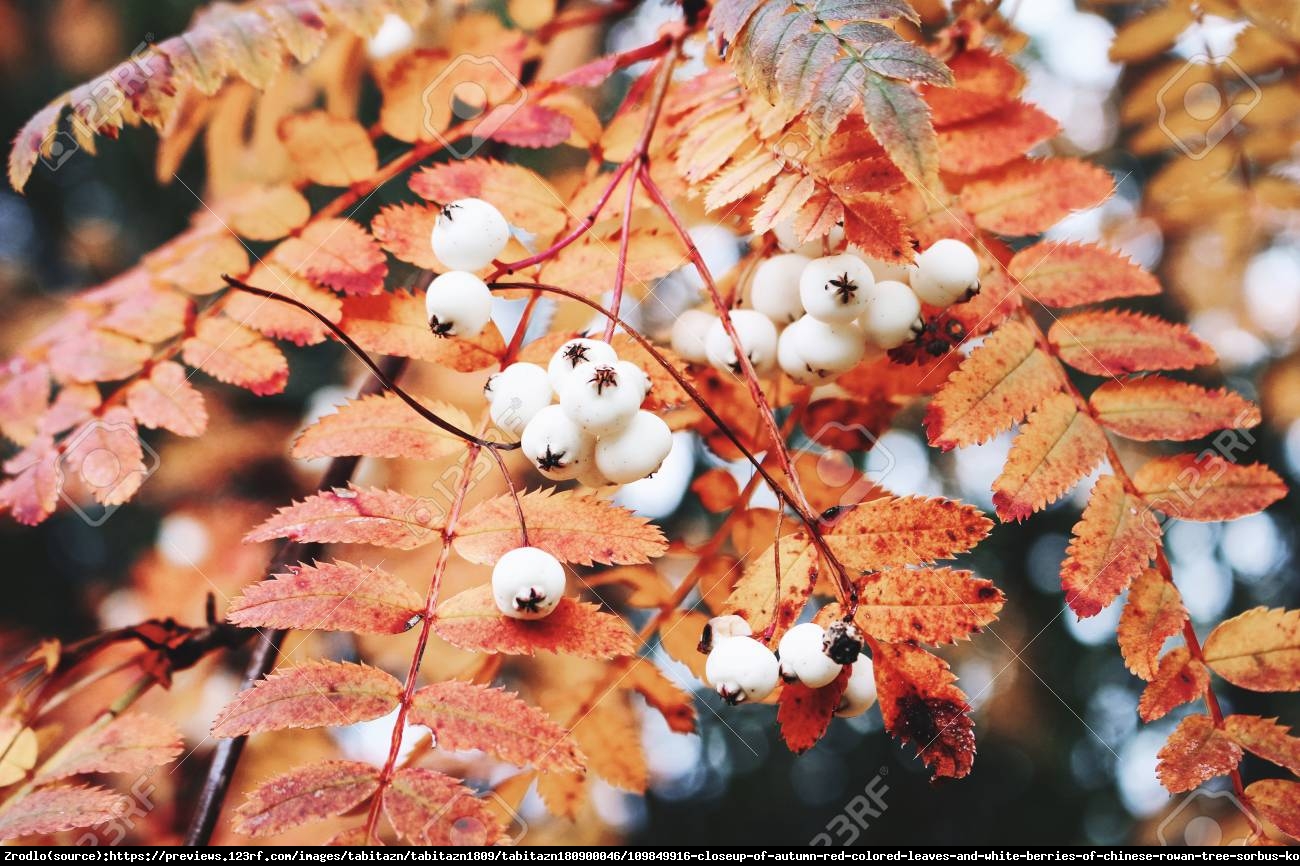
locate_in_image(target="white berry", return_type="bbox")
[425,271,493,338]
[521,405,586,480]
[779,315,866,381]
[860,280,922,349]
[750,254,810,324]
[430,198,510,272]
[485,363,551,440]
[491,546,566,620]
[800,254,875,323]
[671,310,718,364]
[547,338,619,392]
[705,635,780,705]
[850,247,913,284]
[705,310,778,374]
[777,622,843,689]
[595,410,673,485]
[774,219,844,257]
[559,361,643,435]
[911,239,980,307]
[575,450,611,488]
[835,654,877,718]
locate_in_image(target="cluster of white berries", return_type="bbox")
[702,615,876,717]
[491,546,566,619]
[486,338,672,487]
[671,229,980,384]
[424,198,511,338]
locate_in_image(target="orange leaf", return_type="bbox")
[37,712,181,781]
[244,484,445,550]
[1138,647,1209,722]
[538,226,685,300]
[873,641,975,780]
[567,694,647,794]
[925,320,1062,450]
[1118,568,1188,681]
[959,158,1113,236]
[938,102,1059,175]
[0,442,59,525]
[487,103,575,149]
[433,584,637,659]
[48,328,151,384]
[211,660,401,738]
[339,290,505,372]
[279,112,378,188]
[225,267,344,346]
[1134,455,1287,522]
[1157,715,1242,794]
[0,361,49,446]
[992,392,1108,522]
[100,285,192,343]
[292,392,470,461]
[0,784,128,841]
[453,489,668,567]
[854,567,1004,645]
[777,667,850,754]
[692,469,740,513]
[181,317,289,396]
[227,560,424,635]
[215,185,311,241]
[1225,716,1300,776]
[1008,241,1160,308]
[827,496,993,570]
[124,361,207,437]
[410,159,566,241]
[272,219,388,297]
[371,203,441,271]
[840,194,914,264]
[411,681,584,773]
[923,48,1023,126]
[722,532,819,644]
[1049,311,1215,377]
[1203,608,1300,692]
[59,408,147,507]
[383,767,509,846]
[620,657,696,734]
[1245,779,1300,841]
[233,760,380,838]
[1060,475,1159,618]
[1090,377,1260,441]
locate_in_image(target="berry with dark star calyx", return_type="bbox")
[424,271,493,338]
[800,254,874,323]
[430,197,511,271]
[491,546,566,620]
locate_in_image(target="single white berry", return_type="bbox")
[779,315,866,381]
[800,254,874,323]
[835,654,877,718]
[559,361,643,435]
[774,219,844,257]
[849,247,913,285]
[671,310,718,364]
[547,338,619,392]
[777,622,843,689]
[485,363,551,440]
[705,635,780,705]
[430,198,510,272]
[521,405,587,480]
[491,546,566,620]
[705,310,778,374]
[595,410,673,485]
[911,238,980,307]
[860,280,922,349]
[425,271,493,338]
[750,253,810,324]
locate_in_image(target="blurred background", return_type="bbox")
[0,0,1298,847]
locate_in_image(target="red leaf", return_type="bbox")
[488,104,574,148]
[0,361,49,446]
[1008,241,1160,308]
[960,158,1114,236]
[383,767,509,845]
[854,567,1004,645]
[1245,779,1300,841]
[211,660,402,738]
[1157,715,1242,794]
[923,48,1024,126]
[37,712,182,781]
[777,667,850,754]
[0,784,128,841]
[59,407,147,507]
[371,203,441,271]
[433,584,638,659]
[409,681,585,772]
[272,219,388,296]
[827,496,993,570]
[1138,647,1209,722]
[937,101,1059,175]
[292,392,470,461]
[233,760,381,837]
[453,489,668,567]
[181,317,289,396]
[48,329,152,384]
[1048,311,1215,377]
[992,392,1108,522]
[873,641,975,780]
[1225,716,1300,776]
[0,441,60,525]
[339,290,505,372]
[1134,455,1287,522]
[1118,569,1188,681]
[225,264,344,346]
[124,360,208,437]
[244,484,445,550]
[1061,475,1159,619]
[410,159,567,240]
[227,560,424,635]
[1090,377,1260,442]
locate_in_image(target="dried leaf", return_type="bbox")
[1008,241,1161,308]
[233,760,380,838]
[1225,716,1300,776]
[280,112,378,187]
[0,784,127,841]
[410,159,566,240]
[621,658,696,734]
[125,361,208,437]
[227,560,424,635]
[722,532,819,644]
[992,393,1108,522]
[873,641,975,780]
[1138,648,1209,722]
[1245,779,1300,841]
[1157,714,1242,794]
[854,567,1004,645]
[371,203,441,271]
[777,667,850,754]
[1048,311,1215,377]
[1203,608,1300,692]
[827,496,993,570]
[212,661,401,738]
[48,329,151,384]
[1090,377,1260,442]
[292,393,470,461]
[383,767,508,845]
[244,484,445,550]
[411,681,584,772]
[216,185,311,241]
[59,408,147,507]
[937,102,1059,175]
[1118,569,1188,681]
[1134,455,1287,522]
[37,712,182,781]
[923,48,1022,126]
[433,584,638,659]
[959,158,1113,236]
[339,290,505,372]
[181,317,289,396]
[1060,475,1160,619]
[453,489,668,567]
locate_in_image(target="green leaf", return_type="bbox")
[861,73,940,188]
[860,39,953,85]
[813,0,921,24]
